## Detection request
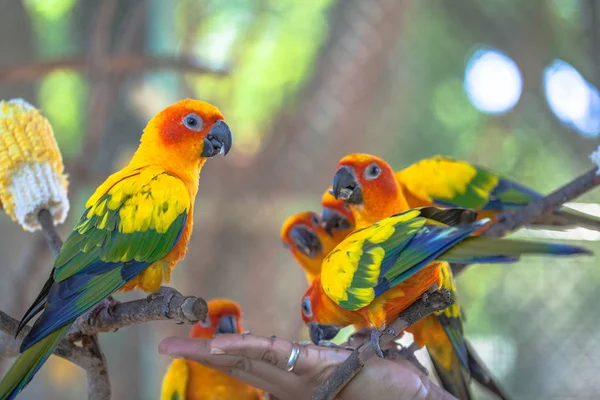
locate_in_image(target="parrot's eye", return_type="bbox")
[301,297,313,318]
[311,214,320,226]
[199,316,211,328]
[364,163,382,180]
[183,113,204,132]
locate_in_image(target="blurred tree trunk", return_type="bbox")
[185,0,415,342]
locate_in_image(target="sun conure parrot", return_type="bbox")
[0,99,233,400]
[280,211,339,283]
[161,298,264,400]
[300,208,589,398]
[322,153,600,234]
[327,154,499,399]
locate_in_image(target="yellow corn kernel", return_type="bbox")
[0,99,69,231]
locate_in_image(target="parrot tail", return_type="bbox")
[466,341,511,400]
[0,325,70,400]
[531,207,600,231]
[430,352,472,400]
[438,237,592,264]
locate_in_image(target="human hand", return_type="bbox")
[159,333,456,400]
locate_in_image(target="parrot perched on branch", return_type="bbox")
[280,211,339,283]
[300,208,589,395]
[161,298,264,400]
[323,154,600,233]
[319,153,589,400]
[0,100,233,400]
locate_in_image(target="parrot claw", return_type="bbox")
[89,296,118,322]
[370,329,385,358]
[420,284,439,304]
[298,340,312,346]
[242,330,251,335]
[317,340,340,348]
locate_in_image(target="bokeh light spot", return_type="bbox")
[464,47,523,114]
[544,60,600,138]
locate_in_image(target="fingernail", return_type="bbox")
[210,348,226,355]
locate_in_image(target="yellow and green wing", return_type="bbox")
[18,168,190,350]
[320,208,487,311]
[396,155,540,211]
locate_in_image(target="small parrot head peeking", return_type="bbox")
[280,211,325,258]
[321,187,355,237]
[135,99,233,172]
[191,298,243,338]
[300,290,315,325]
[331,153,397,206]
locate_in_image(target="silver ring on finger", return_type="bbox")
[286,341,301,372]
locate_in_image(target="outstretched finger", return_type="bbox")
[207,334,349,374]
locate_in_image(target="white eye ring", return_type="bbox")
[301,297,313,318]
[183,113,204,132]
[364,163,382,180]
[199,316,211,327]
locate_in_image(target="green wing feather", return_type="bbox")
[320,209,487,311]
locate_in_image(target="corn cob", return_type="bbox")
[0,99,69,231]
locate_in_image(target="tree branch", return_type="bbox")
[312,290,454,400]
[67,288,207,341]
[313,165,600,399]
[452,166,600,274]
[0,55,228,84]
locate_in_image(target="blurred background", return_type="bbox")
[0,0,599,398]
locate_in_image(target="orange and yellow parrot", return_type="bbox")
[280,211,339,283]
[300,208,589,398]
[323,154,533,399]
[323,154,600,233]
[0,100,233,400]
[161,298,264,400]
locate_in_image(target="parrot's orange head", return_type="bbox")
[301,277,347,344]
[190,298,243,339]
[280,211,326,259]
[135,99,233,173]
[321,187,355,237]
[331,154,397,205]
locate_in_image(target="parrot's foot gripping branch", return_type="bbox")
[67,286,208,341]
[311,290,454,400]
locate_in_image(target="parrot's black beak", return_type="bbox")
[216,314,238,334]
[290,226,322,257]
[201,120,233,157]
[332,166,362,204]
[308,322,341,344]
[322,208,352,236]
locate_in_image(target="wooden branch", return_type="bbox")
[67,288,207,341]
[37,209,63,254]
[0,55,229,84]
[312,290,454,400]
[313,164,600,399]
[452,166,600,275]
[483,167,600,238]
